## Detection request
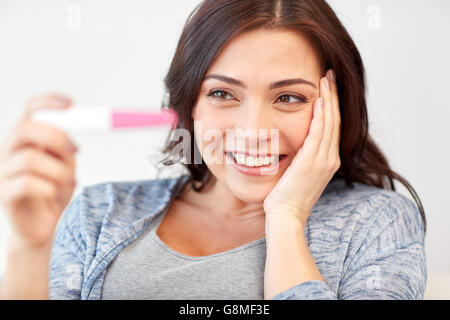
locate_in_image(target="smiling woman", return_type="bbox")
[137,0,426,300]
[0,0,427,301]
[50,0,426,300]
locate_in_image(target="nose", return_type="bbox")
[231,101,275,151]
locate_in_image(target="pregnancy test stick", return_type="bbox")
[30,106,179,131]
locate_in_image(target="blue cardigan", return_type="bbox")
[49,174,427,299]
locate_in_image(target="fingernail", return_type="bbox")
[323,77,330,90]
[327,69,336,82]
[57,96,70,106]
[66,141,78,153]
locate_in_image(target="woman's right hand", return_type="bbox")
[0,93,78,251]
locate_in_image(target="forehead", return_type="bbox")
[206,28,322,81]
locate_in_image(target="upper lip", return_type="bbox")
[226,151,286,157]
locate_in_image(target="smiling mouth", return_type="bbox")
[225,151,287,168]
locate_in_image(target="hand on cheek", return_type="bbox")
[263,69,341,226]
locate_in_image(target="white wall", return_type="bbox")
[1,0,449,298]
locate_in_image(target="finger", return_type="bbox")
[0,147,75,188]
[24,93,72,118]
[317,73,334,161]
[0,172,58,204]
[327,69,341,164]
[3,118,78,164]
[299,96,324,160]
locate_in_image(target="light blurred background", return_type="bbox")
[0,0,449,299]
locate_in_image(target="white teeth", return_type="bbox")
[237,153,245,164]
[232,153,279,167]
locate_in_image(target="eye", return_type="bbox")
[275,94,308,104]
[207,89,235,101]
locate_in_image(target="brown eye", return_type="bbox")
[276,94,307,104]
[207,90,234,100]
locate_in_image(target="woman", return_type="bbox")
[0,0,426,299]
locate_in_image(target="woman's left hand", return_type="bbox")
[263,69,341,226]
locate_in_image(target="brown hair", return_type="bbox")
[159,0,426,232]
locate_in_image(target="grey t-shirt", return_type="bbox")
[101,205,267,300]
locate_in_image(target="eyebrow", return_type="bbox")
[203,73,317,89]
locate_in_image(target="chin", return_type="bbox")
[225,178,274,204]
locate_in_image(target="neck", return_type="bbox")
[179,175,265,223]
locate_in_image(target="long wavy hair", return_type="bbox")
[158,0,426,232]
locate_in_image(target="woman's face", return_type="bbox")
[192,27,323,203]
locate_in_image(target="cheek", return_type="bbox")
[193,107,230,161]
[282,114,312,151]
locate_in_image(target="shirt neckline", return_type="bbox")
[149,205,266,261]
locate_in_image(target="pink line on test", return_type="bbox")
[111,109,178,128]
